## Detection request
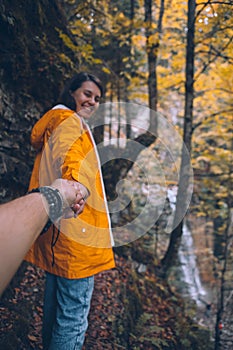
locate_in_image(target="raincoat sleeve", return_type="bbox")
[50,114,92,194]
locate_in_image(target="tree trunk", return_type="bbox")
[144,0,164,134]
[214,208,233,349]
[160,0,196,277]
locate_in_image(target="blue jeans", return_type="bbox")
[42,272,94,350]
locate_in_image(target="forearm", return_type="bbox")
[0,179,86,295]
[0,193,48,294]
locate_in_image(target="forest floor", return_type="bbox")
[0,259,122,350]
[0,253,217,350]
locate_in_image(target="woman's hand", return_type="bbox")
[51,179,88,218]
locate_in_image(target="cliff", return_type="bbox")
[0,0,78,201]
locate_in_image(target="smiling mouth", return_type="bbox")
[82,106,94,113]
[77,107,95,119]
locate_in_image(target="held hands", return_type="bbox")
[51,179,89,218]
[71,182,89,218]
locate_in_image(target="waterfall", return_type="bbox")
[178,222,207,305]
[167,185,207,305]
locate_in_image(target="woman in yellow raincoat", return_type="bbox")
[25,72,115,350]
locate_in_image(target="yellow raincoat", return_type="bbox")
[25,105,115,278]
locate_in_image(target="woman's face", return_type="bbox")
[71,81,101,119]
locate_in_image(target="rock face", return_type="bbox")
[0,88,41,200]
[0,0,78,202]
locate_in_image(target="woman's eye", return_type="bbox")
[84,91,100,102]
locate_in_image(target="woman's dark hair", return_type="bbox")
[57,72,104,111]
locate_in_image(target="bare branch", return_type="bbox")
[196,0,211,20]
[192,108,233,131]
[195,171,232,178]
[197,0,233,6]
[194,36,233,80]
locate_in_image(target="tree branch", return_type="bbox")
[192,108,233,131]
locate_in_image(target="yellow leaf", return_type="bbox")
[102,67,111,74]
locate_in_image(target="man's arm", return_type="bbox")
[0,179,84,295]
